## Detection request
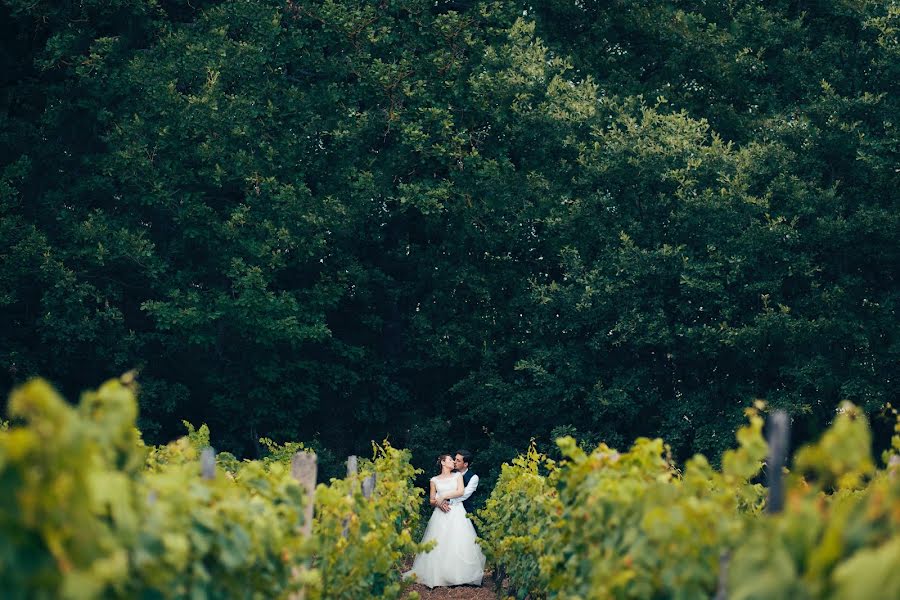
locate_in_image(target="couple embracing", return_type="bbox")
[405,450,486,588]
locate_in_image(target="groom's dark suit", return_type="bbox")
[461,469,478,536]
[461,469,477,514]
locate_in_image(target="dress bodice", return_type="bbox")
[432,475,460,495]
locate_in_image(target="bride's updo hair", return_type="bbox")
[436,453,452,473]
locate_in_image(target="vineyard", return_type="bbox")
[2,377,899,599]
[0,376,429,600]
[2,0,898,598]
[477,404,900,600]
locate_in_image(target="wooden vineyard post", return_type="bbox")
[290,451,317,600]
[766,410,790,515]
[346,455,376,498]
[362,472,376,499]
[714,550,730,600]
[200,447,216,480]
[343,455,358,537]
[291,452,318,536]
[716,408,792,600]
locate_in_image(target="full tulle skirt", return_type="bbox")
[404,505,485,588]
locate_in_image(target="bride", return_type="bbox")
[405,454,486,587]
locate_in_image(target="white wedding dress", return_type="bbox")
[405,474,485,587]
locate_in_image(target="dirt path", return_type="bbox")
[404,570,502,599]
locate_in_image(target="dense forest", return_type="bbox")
[1,0,897,483]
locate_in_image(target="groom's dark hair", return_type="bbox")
[456,449,473,468]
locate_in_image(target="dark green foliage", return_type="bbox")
[1,0,897,487]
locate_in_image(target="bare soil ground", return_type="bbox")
[403,570,503,599]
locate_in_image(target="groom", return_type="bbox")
[440,449,479,530]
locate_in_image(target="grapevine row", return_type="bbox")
[477,403,900,600]
[0,377,428,599]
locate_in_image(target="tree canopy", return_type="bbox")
[2,0,897,482]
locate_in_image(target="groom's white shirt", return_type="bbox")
[451,468,479,505]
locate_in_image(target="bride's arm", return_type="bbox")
[436,474,465,501]
[429,479,438,506]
